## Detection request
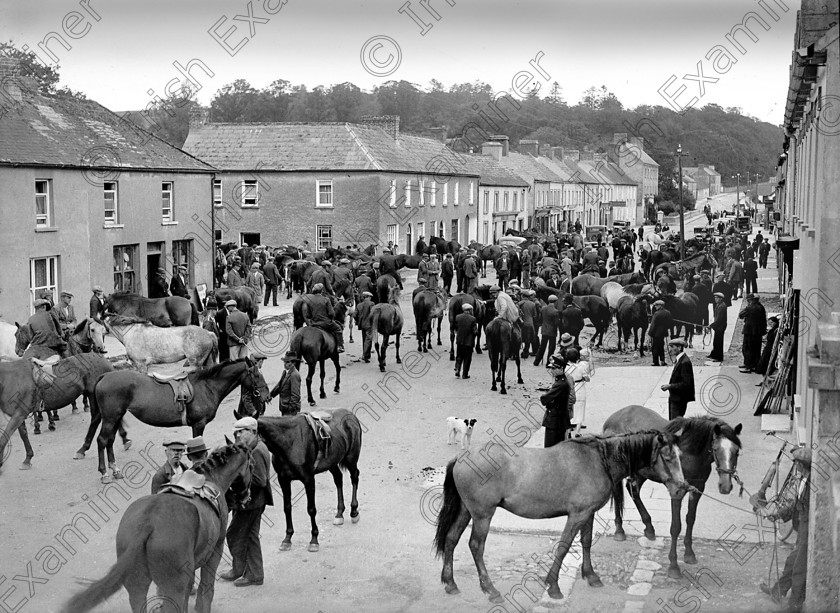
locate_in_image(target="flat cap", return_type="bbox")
[224,299,237,307]
[163,433,188,447]
[33,298,50,307]
[322,260,332,266]
[489,285,501,292]
[461,303,473,310]
[548,295,558,302]
[233,416,258,432]
[652,300,665,307]
[312,283,324,292]
[713,292,725,299]
[92,285,103,292]
[362,291,373,297]
[668,338,687,347]
[60,291,73,298]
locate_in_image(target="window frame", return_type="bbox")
[30,256,58,313]
[443,182,448,206]
[171,240,193,287]
[404,179,411,207]
[386,223,399,245]
[454,182,460,205]
[161,181,174,221]
[35,179,52,228]
[213,179,223,207]
[104,180,119,225]
[241,179,259,208]
[494,191,500,212]
[316,224,333,251]
[113,245,138,293]
[316,180,333,208]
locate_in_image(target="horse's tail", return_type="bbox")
[190,302,200,326]
[433,458,463,559]
[611,478,626,522]
[62,524,152,613]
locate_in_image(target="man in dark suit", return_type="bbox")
[518,290,540,358]
[261,260,283,306]
[454,303,478,378]
[90,286,106,323]
[169,265,189,298]
[743,257,758,296]
[455,248,468,293]
[441,254,454,296]
[354,291,374,362]
[739,294,767,373]
[713,273,733,307]
[648,300,672,367]
[541,355,573,447]
[57,291,77,337]
[708,293,727,362]
[378,250,403,290]
[270,351,301,415]
[221,417,273,587]
[534,295,560,366]
[463,251,478,294]
[150,434,188,494]
[662,338,695,419]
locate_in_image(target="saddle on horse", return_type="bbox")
[148,371,194,426]
[303,411,333,472]
[158,469,222,516]
[31,356,61,386]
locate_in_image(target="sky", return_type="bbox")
[0,0,799,124]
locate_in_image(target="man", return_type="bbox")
[534,295,560,366]
[708,292,727,362]
[150,434,188,494]
[169,265,189,299]
[26,299,67,357]
[759,240,771,269]
[555,332,577,361]
[541,355,573,447]
[519,290,540,358]
[691,274,713,329]
[607,261,619,277]
[546,271,562,290]
[743,256,758,296]
[739,294,767,373]
[463,251,478,294]
[756,315,780,376]
[309,261,335,297]
[186,436,209,466]
[648,300,672,367]
[571,232,584,263]
[490,285,519,335]
[221,417,272,587]
[454,303,478,379]
[270,351,301,415]
[661,338,695,419]
[581,248,599,272]
[560,294,584,346]
[412,278,429,299]
[225,300,252,360]
[354,270,374,303]
[441,254,454,296]
[496,251,510,291]
[455,248,468,293]
[262,259,283,307]
[57,291,77,337]
[302,284,345,353]
[227,260,244,288]
[417,254,429,286]
[332,259,354,292]
[151,268,170,298]
[560,252,572,280]
[728,256,743,299]
[415,236,427,256]
[90,286,106,323]
[245,263,265,315]
[758,448,811,613]
[713,273,733,307]
[354,291,374,362]
[378,250,403,290]
[427,253,441,290]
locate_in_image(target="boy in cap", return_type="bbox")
[225,300,252,359]
[221,417,272,587]
[186,436,209,466]
[151,433,188,494]
[270,351,301,415]
[454,303,478,379]
[662,338,695,419]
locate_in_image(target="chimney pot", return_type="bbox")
[481,142,503,162]
[564,149,580,162]
[361,115,400,140]
[519,139,539,157]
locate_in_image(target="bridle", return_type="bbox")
[711,437,745,496]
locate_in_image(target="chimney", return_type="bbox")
[429,126,447,143]
[481,141,503,162]
[0,55,32,104]
[361,115,400,140]
[189,106,210,128]
[564,149,580,162]
[593,152,608,162]
[550,146,564,160]
[539,143,552,157]
[628,136,645,150]
[519,139,539,157]
[488,135,509,156]
[579,150,594,161]
[613,132,629,145]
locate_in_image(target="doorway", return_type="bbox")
[146,242,164,296]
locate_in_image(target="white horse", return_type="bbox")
[0,321,19,361]
[104,316,218,373]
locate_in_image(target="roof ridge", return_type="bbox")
[344,123,383,170]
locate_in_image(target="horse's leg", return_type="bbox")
[17,422,34,470]
[514,351,523,385]
[0,411,29,470]
[318,359,327,399]
[441,504,472,595]
[449,325,456,361]
[279,478,294,551]
[306,361,316,406]
[348,317,355,343]
[545,514,587,599]
[195,540,223,613]
[499,356,507,395]
[118,418,131,450]
[47,408,56,431]
[304,477,320,552]
[349,460,360,523]
[97,414,122,482]
[468,512,504,603]
[613,481,627,540]
[329,465,346,525]
[75,397,102,458]
[580,515,602,586]
[437,315,443,346]
[123,569,152,613]
[626,478,656,539]
[475,323,483,354]
[332,354,341,394]
[395,330,401,364]
[667,495,685,578]
[375,335,384,372]
[683,488,702,565]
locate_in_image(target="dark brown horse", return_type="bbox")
[485,318,523,394]
[447,292,487,360]
[658,292,701,346]
[0,353,116,470]
[208,287,258,322]
[603,405,743,578]
[615,294,650,355]
[375,272,398,304]
[413,289,446,352]
[370,287,403,372]
[289,326,341,406]
[62,439,255,613]
[533,285,612,347]
[259,408,362,552]
[104,291,198,327]
[434,431,688,604]
[86,358,270,482]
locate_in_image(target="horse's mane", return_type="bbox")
[194,357,249,379]
[108,291,141,300]
[569,430,665,483]
[108,315,151,326]
[664,416,742,454]
[72,319,89,335]
[192,442,248,475]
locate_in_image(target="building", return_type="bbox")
[683,164,722,200]
[0,57,215,324]
[182,114,480,256]
[608,132,659,222]
[772,1,840,610]
[469,144,530,243]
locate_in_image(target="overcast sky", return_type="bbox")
[1,0,798,124]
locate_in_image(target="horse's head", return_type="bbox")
[388,286,401,304]
[87,319,107,353]
[14,322,32,357]
[209,437,255,510]
[651,431,689,499]
[243,357,272,405]
[712,422,743,495]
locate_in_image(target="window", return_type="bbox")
[213,179,223,207]
[241,180,258,207]
[451,219,459,243]
[316,225,333,250]
[162,182,174,221]
[438,221,445,239]
[454,182,459,205]
[316,180,333,207]
[513,192,518,212]
[483,221,489,244]
[171,240,193,287]
[416,222,425,242]
[104,181,119,225]
[30,256,58,312]
[443,182,448,206]
[404,180,411,207]
[483,191,489,214]
[35,180,52,227]
[430,182,436,206]
[494,192,500,212]
[113,245,137,293]
[419,179,425,206]
[386,224,398,245]
[389,179,397,207]
[469,181,474,205]
[504,192,510,211]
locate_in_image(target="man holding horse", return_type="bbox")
[518,289,540,358]
[662,338,695,419]
[302,284,345,353]
[225,300,253,359]
[271,350,302,415]
[89,286,106,323]
[649,300,672,366]
[454,302,478,379]
[150,434,189,494]
[222,416,273,588]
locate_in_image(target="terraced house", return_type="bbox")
[183,114,481,254]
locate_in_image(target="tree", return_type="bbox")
[546,81,565,105]
[210,79,259,122]
[0,42,60,93]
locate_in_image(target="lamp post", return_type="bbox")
[732,173,741,214]
[677,144,686,260]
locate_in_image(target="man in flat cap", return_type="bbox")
[708,292,728,362]
[25,298,67,359]
[303,283,344,353]
[151,433,188,494]
[270,351,301,415]
[245,262,265,317]
[90,286,106,324]
[534,294,560,366]
[221,417,272,587]
[57,291,77,338]
[454,302,478,379]
[225,300,252,360]
[756,315,780,377]
[186,436,209,466]
[713,272,733,307]
[169,265,190,299]
[648,300,672,367]
[739,293,766,373]
[662,338,695,419]
[354,291,374,362]
[150,267,170,299]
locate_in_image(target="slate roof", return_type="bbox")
[462,154,529,187]
[0,85,212,172]
[496,151,565,184]
[182,122,479,176]
[613,140,659,167]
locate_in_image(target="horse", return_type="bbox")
[603,405,743,578]
[532,285,612,347]
[288,325,341,406]
[105,316,218,373]
[654,252,717,283]
[0,321,17,361]
[258,408,362,552]
[104,291,198,327]
[469,242,504,276]
[658,293,701,346]
[447,292,487,360]
[396,253,422,269]
[0,353,118,469]
[62,439,256,613]
[433,431,688,604]
[375,272,398,304]
[484,318,523,394]
[208,287,258,322]
[615,294,650,356]
[370,286,403,372]
[86,357,270,482]
[413,289,446,352]
[567,271,644,297]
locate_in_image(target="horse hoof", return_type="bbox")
[123,440,132,451]
[449,355,455,361]
[684,553,697,565]
[279,541,292,551]
[586,574,603,587]
[351,514,359,524]
[319,392,327,399]
[309,401,317,407]
[48,424,56,432]
[614,532,627,542]
[396,358,401,364]
[333,517,344,526]
[444,584,460,596]
[349,339,354,343]
[19,462,32,471]
[72,408,79,414]
[73,452,85,460]
[112,470,124,480]
[517,378,524,384]
[84,408,90,413]
[500,389,507,395]
[307,543,319,553]
[644,529,656,540]
[546,585,564,600]
[667,566,682,579]
[437,341,442,346]
[333,387,340,394]
[33,430,41,436]
[379,366,385,373]
[100,475,113,484]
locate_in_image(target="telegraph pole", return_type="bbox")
[677,144,687,260]
[732,172,741,214]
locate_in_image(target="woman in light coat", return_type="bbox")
[565,347,593,436]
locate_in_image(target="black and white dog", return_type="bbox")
[447,417,477,449]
